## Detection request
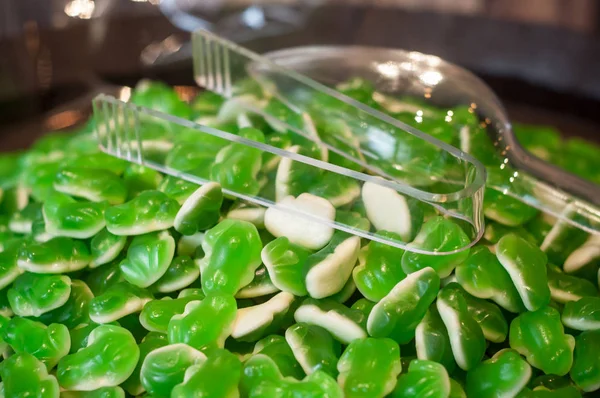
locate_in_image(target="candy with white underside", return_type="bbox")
[177,232,204,257]
[119,231,175,288]
[231,292,294,340]
[0,248,23,290]
[362,180,413,242]
[17,237,91,274]
[173,183,222,236]
[235,266,280,299]
[261,237,311,297]
[43,192,106,239]
[295,299,366,344]
[89,282,153,324]
[367,267,440,345]
[285,323,341,377]
[563,235,600,274]
[546,263,597,304]
[8,273,71,317]
[305,234,360,299]
[436,283,486,371]
[562,297,600,331]
[265,193,335,250]
[227,207,266,228]
[151,256,199,294]
[90,229,127,268]
[496,234,550,311]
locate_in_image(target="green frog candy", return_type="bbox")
[54,167,127,205]
[284,323,341,378]
[261,237,312,297]
[390,359,451,398]
[240,354,343,398]
[140,343,206,396]
[42,192,107,239]
[173,182,222,236]
[466,349,531,398]
[17,236,91,274]
[337,337,402,398]
[509,306,575,376]
[167,294,237,350]
[198,219,262,296]
[561,296,600,331]
[8,272,71,317]
[0,353,60,398]
[2,317,70,370]
[496,233,551,311]
[171,348,242,398]
[104,190,179,236]
[368,267,440,345]
[570,329,600,392]
[352,231,406,302]
[89,281,153,324]
[401,217,470,278]
[56,324,139,390]
[119,231,176,288]
[253,334,305,380]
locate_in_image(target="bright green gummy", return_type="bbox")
[353,231,406,302]
[444,282,508,343]
[295,298,367,344]
[466,349,532,398]
[0,353,60,397]
[436,283,486,371]
[241,354,343,397]
[122,332,168,396]
[570,329,600,392]
[0,244,22,290]
[171,348,242,398]
[140,343,206,396]
[210,127,265,196]
[66,152,128,176]
[199,219,262,296]
[173,182,222,235]
[9,202,41,234]
[85,259,124,296]
[337,337,402,398]
[89,281,153,324]
[17,236,91,273]
[253,334,305,380]
[139,294,203,333]
[131,80,193,119]
[230,292,295,342]
[168,294,237,350]
[509,306,575,376]
[8,272,71,317]
[56,324,139,391]
[415,304,456,373]
[390,359,451,398]
[90,228,127,268]
[123,164,163,199]
[2,317,70,370]
[561,296,600,331]
[150,255,199,293]
[455,246,526,313]
[261,236,311,297]
[104,190,179,236]
[54,167,127,205]
[546,264,597,304]
[42,192,106,239]
[367,267,440,345]
[401,217,470,278]
[483,186,538,227]
[496,233,551,311]
[285,323,341,378]
[37,279,93,329]
[119,230,175,288]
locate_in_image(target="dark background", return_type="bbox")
[1,0,600,151]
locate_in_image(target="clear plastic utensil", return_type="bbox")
[188,29,487,249]
[256,45,600,237]
[92,93,483,255]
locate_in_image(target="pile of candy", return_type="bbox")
[0,78,599,397]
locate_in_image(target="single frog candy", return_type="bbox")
[121,332,168,396]
[231,292,295,342]
[415,304,456,373]
[261,237,312,297]
[285,323,341,378]
[54,167,127,205]
[8,272,71,317]
[56,324,139,391]
[198,219,262,296]
[509,306,575,376]
[570,329,600,392]
[0,353,60,398]
[173,182,223,236]
[368,267,440,345]
[42,192,107,239]
[17,236,91,274]
[89,281,153,324]
[119,231,176,288]
[390,359,451,398]
[104,190,179,236]
[466,349,532,398]
[561,296,600,331]
[337,337,402,398]
[253,334,305,380]
[150,255,199,294]
[89,228,127,269]
[294,298,366,344]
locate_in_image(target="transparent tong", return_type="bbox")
[93,30,487,255]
